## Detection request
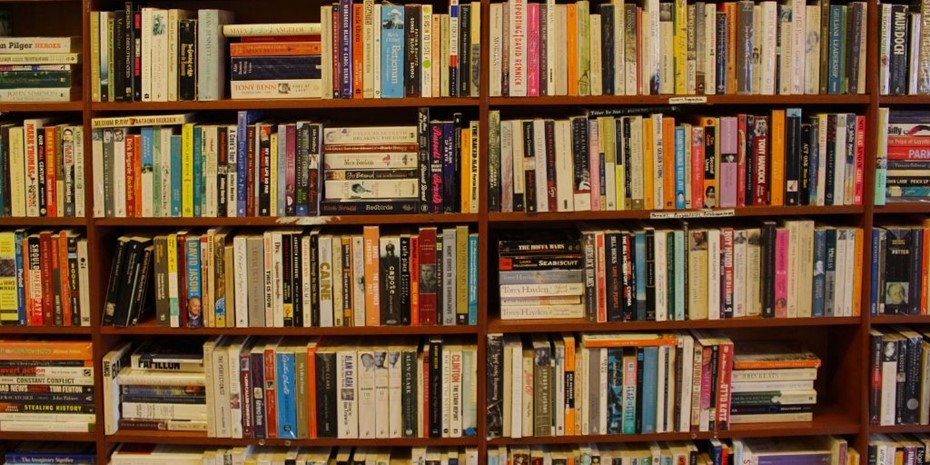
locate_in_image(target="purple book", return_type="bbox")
[719,116,739,207]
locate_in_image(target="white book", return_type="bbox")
[149,9,169,102]
[512,120,525,210]
[491,3,504,96]
[555,5,569,96]
[806,5,822,94]
[579,346,589,434]
[816,114,828,205]
[226,125,238,217]
[8,128,25,217]
[678,335,694,432]
[102,342,133,435]
[590,14,603,96]
[203,127,218,217]
[202,336,223,437]
[655,231,668,321]
[449,345,463,438]
[318,235,334,327]
[644,0,660,94]
[797,221,815,318]
[509,339,523,438]
[534,119,548,213]
[509,0,528,96]
[880,334,899,425]
[911,17,922,95]
[113,129,127,217]
[373,4,382,98]
[555,120,575,211]
[613,0,625,95]
[597,347,608,434]
[77,239,91,326]
[322,6,333,99]
[387,345,403,438]
[786,221,799,318]
[834,115,847,205]
[630,116,645,207]
[655,345,667,432]
[760,1,777,95]
[778,4,794,95]
[233,236,249,327]
[733,229,747,318]
[659,6,674,95]
[198,9,235,101]
[337,348,359,438]
[834,229,848,317]
[652,114,664,209]
[357,346,377,439]
[159,128,172,216]
[791,0,805,94]
[271,231,286,327]
[879,4,892,95]
[843,228,856,317]
[547,0,558,94]
[704,4,716,95]
[212,338,231,437]
[24,118,54,217]
[332,236,344,327]
[441,15,451,97]
[421,5,433,98]
[500,119,514,212]
[141,8,155,102]
[553,338,566,435]
[708,229,721,320]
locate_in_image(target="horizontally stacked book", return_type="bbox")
[496,221,862,321]
[490,0,866,96]
[730,341,821,424]
[91,110,478,217]
[488,109,867,214]
[1,443,95,465]
[0,340,94,433]
[869,326,929,427]
[101,225,477,329]
[104,337,478,439]
[0,36,80,102]
[109,445,478,465]
[875,109,930,205]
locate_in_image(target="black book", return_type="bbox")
[123,1,135,101]
[113,12,127,102]
[250,348,266,438]
[401,347,418,437]
[309,230,321,327]
[405,5,421,98]
[126,243,155,326]
[0,125,11,216]
[459,4,471,97]
[621,232,635,321]
[291,234,303,328]
[428,337,443,437]
[523,120,537,213]
[884,228,912,315]
[605,232,622,322]
[451,113,463,212]
[131,2,142,101]
[889,5,909,95]
[399,235,411,325]
[601,4,615,96]
[868,330,883,425]
[846,2,864,95]
[825,228,837,316]
[545,120,557,211]
[417,107,431,214]
[910,230,923,316]
[824,114,837,205]
[341,238,352,326]
[581,232,597,322]
[113,237,149,326]
[217,126,228,217]
[485,334,504,438]
[799,122,812,206]
[101,237,131,326]
[644,228,656,321]
[67,234,81,326]
[760,221,777,318]
[315,350,337,437]
[785,110,802,206]
[715,12,727,94]
[178,18,198,101]
[488,111,501,212]
[635,347,645,432]
[380,237,402,325]
[282,233,294,327]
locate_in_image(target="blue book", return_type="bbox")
[824,228,837,317]
[606,348,624,434]
[380,5,406,98]
[809,124,820,205]
[276,349,297,438]
[813,229,827,317]
[640,346,658,433]
[250,349,266,439]
[827,5,845,94]
[193,126,204,217]
[236,111,263,217]
[185,235,202,328]
[339,0,353,98]
[150,127,162,217]
[467,234,478,325]
[870,228,881,316]
[634,231,646,320]
[13,229,24,326]
[675,127,686,209]
[141,127,154,215]
[674,231,685,321]
[170,135,183,217]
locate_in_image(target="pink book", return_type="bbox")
[527,3,540,97]
[854,115,866,205]
[737,114,748,207]
[774,227,789,319]
[719,117,738,208]
[589,119,602,211]
[691,127,705,209]
[285,124,297,215]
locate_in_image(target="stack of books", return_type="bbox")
[868,326,928,427]
[105,340,207,433]
[488,109,867,213]
[879,3,930,95]
[489,0,866,96]
[0,339,94,433]
[497,232,584,320]
[3,442,95,465]
[225,23,323,100]
[0,36,80,102]
[730,341,820,424]
[871,224,930,316]
[109,445,479,465]
[870,434,930,460]
[875,109,930,204]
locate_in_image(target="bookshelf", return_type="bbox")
[1,0,927,461]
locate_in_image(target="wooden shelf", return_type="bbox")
[489,94,872,107]
[106,431,479,447]
[91,97,480,112]
[0,325,93,335]
[0,431,96,442]
[489,206,863,224]
[878,96,930,105]
[0,217,87,227]
[868,424,930,434]
[488,316,861,333]
[874,203,930,214]
[0,102,84,112]
[871,315,930,324]
[100,321,478,336]
[93,214,478,228]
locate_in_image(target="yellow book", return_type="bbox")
[270,131,278,216]
[0,232,17,325]
[643,116,655,211]
[460,127,472,214]
[562,334,576,435]
[90,11,100,103]
[167,233,179,327]
[470,3,481,97]
[770,109,785,206]
[674,0,687,94]
[599,116,616,210]
[852,228,863,317]
[577,0,591,96]
[455,225,469,324]
[567,4,579,96]
[469,120,480,213]
[725,3,737,94]
[181,123,195,217]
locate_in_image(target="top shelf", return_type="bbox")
[0,102,84,113]
[91,98,480,112]
[489,94,872,107]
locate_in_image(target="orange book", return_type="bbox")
[363,226,381,326]
[567,4,579,97]
[724,3,737,95]
[124,134,136,217]
[460,128,472,213]
[643,116,655,210]
[133,134,142,216]
[306,340,319,438]
[852,228,863,317]
[563,334,576,435]
[353,3,364,98]
[341,236,353,326]
[662,116,676,209]
[58,231,72,326]
[769,110,785,206]
[732,342,822,369]
[43,127,57,218]
[229,41,323,57]
[0,339,93,360]
[580,333,680,348]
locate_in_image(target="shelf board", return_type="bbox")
[106,431,479,447]
[93,213,478,227]
[489,206,863,223]
[489,95,872,107]
[869,424,930,434]
[100,321,478,336]
[488,316,861,333]
[0,431,96,442]
[0,101,83,112]
[0,325,93,335]
[874,203,930,214]
[878,96,930,105]
[91,97,479,112]
[0,217,87,227]
[871,315,930,324]
[488,411,859,445]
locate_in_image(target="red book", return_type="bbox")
[263,343,278,438]
[125,134,136,217]
[721,228,734,319]
[59,232,73,326]
[285,124,297,216]
[752,116,771,206]
[417,227,438,326]
[774,227,788,319]
[240,35,322,42]
[44,127,57,217]
[715,340,734,431]
[133,134,143,216]
[39,231,53,325]
[246,125,257,217]
[526,3,540,97]
[692,126,705,209]
[854,116,866,205]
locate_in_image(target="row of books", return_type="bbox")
[878,3,930,96]
[320,1,481,99]
[869,326,930,427]
[0,36,80,102]
[0,229,91,327]
[0,339,94,433]
[489,437,855,465]
[103,336,478,439]
[869,434,930,465]
[488,109,866,214]
[91,110,478,218]
[1,442,95,465]
[486,332,821,438]
[102,225,477,329]
[875,109,930,205]
[110,445,478,465]
[871,224,930,316]
[497,221,862,322]
[0,119,86,218]
[491,0,865,97]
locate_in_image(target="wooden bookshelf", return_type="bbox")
[488,95,873,107]
[93,213,480,227]
[106,431,481,447]
[870,315,930,325]
[873,203,930,215]
[91,97,481,112]
[488,206,864,224]
[0,102,84,113]
[99,320,480,336]
[487,316,862,333]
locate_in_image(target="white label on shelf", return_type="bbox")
[649,209,736,219]
[668,96,708,104]
[276,216,341,225]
